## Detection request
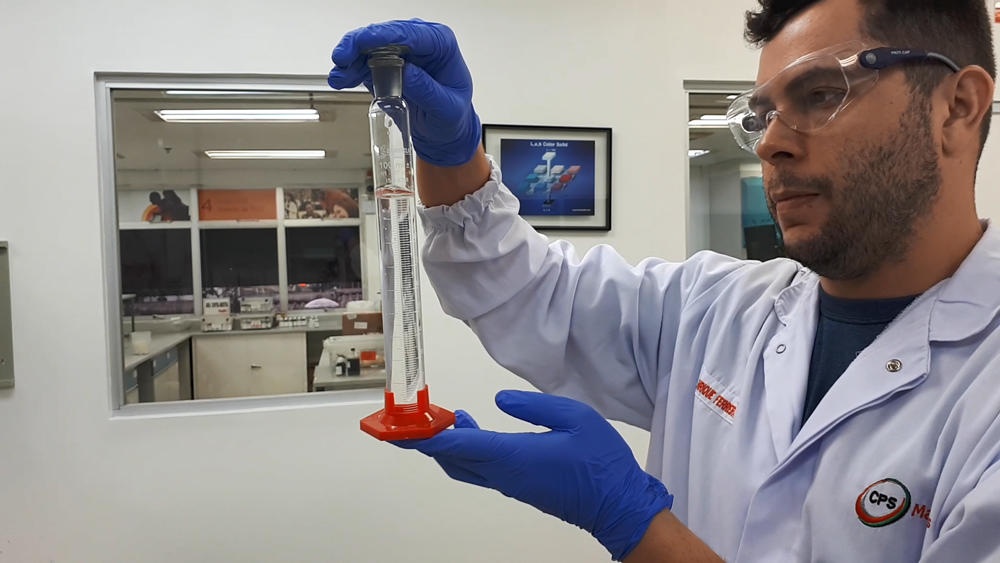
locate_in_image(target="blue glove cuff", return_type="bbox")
[597,472,675,562]
[411,109,482,168]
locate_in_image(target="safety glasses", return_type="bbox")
[727,41,961,154]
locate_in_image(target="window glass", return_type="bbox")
[199,227,280,303]
[107,85,384,408]
[286,226,363,310]
[120,229,194,315]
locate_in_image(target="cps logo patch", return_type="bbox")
[856,479,912,528]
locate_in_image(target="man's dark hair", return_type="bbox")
[745,0,996,155]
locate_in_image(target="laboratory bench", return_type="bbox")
[124,331,192,372]
[123,338,191,405]
[122,312,384,404]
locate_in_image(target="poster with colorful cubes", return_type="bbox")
[499,138,597,216]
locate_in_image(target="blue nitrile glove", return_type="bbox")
[327,19,481,167]
[396,391,674,561]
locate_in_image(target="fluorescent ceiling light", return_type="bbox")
[204,150,326,160]
[726,94,739,100]
[688,119,729,128]
[699,115,727,120]
[165,90,263,96]
[689,150,711,158]
[155,109,319,123]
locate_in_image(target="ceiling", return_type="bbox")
[688,92,760,168]
[111,89,374,191]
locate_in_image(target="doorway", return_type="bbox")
[685,82,784,262]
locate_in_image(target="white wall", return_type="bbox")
[3,0,922,562]
[992,0,1000,82]
[977,103,1000,216]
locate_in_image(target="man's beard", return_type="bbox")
[767,96,942,281]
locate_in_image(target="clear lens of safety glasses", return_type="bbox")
[727,47,876,153]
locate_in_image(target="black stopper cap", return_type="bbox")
[364,45,409,99]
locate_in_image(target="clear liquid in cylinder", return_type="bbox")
[377,187,425,407]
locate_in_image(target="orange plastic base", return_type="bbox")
[360,386,455,441]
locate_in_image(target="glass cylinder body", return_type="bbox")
[369,96,425,407]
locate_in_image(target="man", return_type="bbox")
[328,0,1000,560]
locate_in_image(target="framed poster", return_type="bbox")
[197,189,277,221]
[482,124,612,231]
[117,189,192,223]
[283,188,360,219]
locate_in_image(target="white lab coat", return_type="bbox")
[417,158,1000,562]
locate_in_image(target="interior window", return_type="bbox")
[108,85,385,409]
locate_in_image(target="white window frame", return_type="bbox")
[96,73,383,418]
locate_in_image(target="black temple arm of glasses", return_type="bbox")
[860,47,961,73]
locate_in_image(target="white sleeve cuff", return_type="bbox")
[417,155,518,233]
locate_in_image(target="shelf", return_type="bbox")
[198,220,279,229]
[284,218,362,228]
[119,221,193,230]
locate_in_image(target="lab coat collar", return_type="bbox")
[773,268,819,326]
[929,219,1000,342]
[773,219,1000,343]
[764,220,999,469]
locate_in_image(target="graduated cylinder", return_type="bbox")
[359,46,454,441]
[371,96,425,407]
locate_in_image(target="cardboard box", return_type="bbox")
[343,312,383,335]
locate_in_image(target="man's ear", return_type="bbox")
[940,65,995,158]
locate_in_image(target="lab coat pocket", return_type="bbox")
[687,368,743,509]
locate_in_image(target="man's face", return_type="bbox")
[754,0,942,281]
